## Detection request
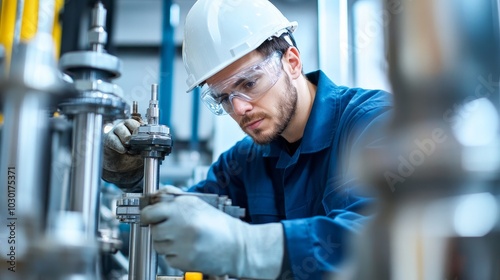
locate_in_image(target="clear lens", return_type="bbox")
[200,51,282,115]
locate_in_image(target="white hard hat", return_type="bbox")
[182,0,298,92]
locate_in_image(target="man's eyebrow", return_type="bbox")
[232,78,246,88]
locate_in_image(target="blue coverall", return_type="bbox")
[190,70,393,279]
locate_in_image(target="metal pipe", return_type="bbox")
[37,0,55,36]
[147,84,159,125]
[68,112,104,239]
[48,117,72,217]
[138,224,157,280]
[0,90,48,240]
[58,6,128,273]
[128,223,140,278]
[0,32,73,279]
[143,157,160,279]
[337,0,500,279]
[13,0,23,50]
[90,1,107,53]
[125,84,172,279]
[144,157,160,194]
[129,158,159,280]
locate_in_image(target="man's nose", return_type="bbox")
[230,96,253,115]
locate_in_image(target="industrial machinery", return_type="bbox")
[2,0,500,279]
[0,1,127,279]
[334,0,500,279]
[116,85,245,279]
[0,1,244,278]
[0,2,101,280]
[116,83,174,280]
[0,1,313,278]
[58,1,129,261]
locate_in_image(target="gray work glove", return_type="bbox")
[141,186,285,279]
[102,119,144,192]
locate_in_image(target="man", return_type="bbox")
[103,0,393,278]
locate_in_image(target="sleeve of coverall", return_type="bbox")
[280,105,393,279]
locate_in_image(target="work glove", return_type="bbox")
[141,186,285,279]
[102,119,144,192]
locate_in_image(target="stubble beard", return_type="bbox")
[244,74,298,145]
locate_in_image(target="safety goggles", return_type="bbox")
[200,51,283,116]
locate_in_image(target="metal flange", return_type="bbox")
[59,90,129,118]
[59,51,122,79]
[116,193,142,224]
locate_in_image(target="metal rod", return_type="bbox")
[90,1,106,53]
[48,118,72,217]
[37,0,56,36]
[129,157,159,280]
[147,84,159,125]
[133,101,138,115]
[144,157,159,194]
[143,157,160,279]
[128,223,157,280]
[68,112,104,239]
[128,223,140,279]
[139,224,157,280]
[13,0,24,47]
[0,92,48,233]
[151,84,158,102]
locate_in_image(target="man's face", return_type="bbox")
[206,51,298,144]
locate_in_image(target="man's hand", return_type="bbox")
[102,119,144,191]
[141,186,285,279]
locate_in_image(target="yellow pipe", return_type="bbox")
[0,0,18,73]
[52,0,64,58]
[19,0,64,58]
[20,0,38,41]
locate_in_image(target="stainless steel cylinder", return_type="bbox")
[0,33,79,279]
[129,157,159,280]
[68,112,104,238]
[0,89,49,252]
[144,157,160,194]
[128,223,141,279]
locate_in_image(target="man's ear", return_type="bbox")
[283,47,302,79]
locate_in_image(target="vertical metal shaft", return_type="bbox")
[47,117,72,219]
[143,157,160,279]
[139,222,157,280]
[142,157,160,279]
[129,157,159,280]
[68,112,104,239]
[37,0,56,36]
[0,93,48,252]
[13,0,24,47]
[147,84,159,125]
[90,2,107,53]
[126,83,172,279]
[128,223,140,278]
[133,101,138,114]
[144,158,159,194]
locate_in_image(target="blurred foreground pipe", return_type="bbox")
[336,1,500,279]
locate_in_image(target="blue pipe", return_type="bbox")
[159,0,174,127]
[190,87,200,150]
